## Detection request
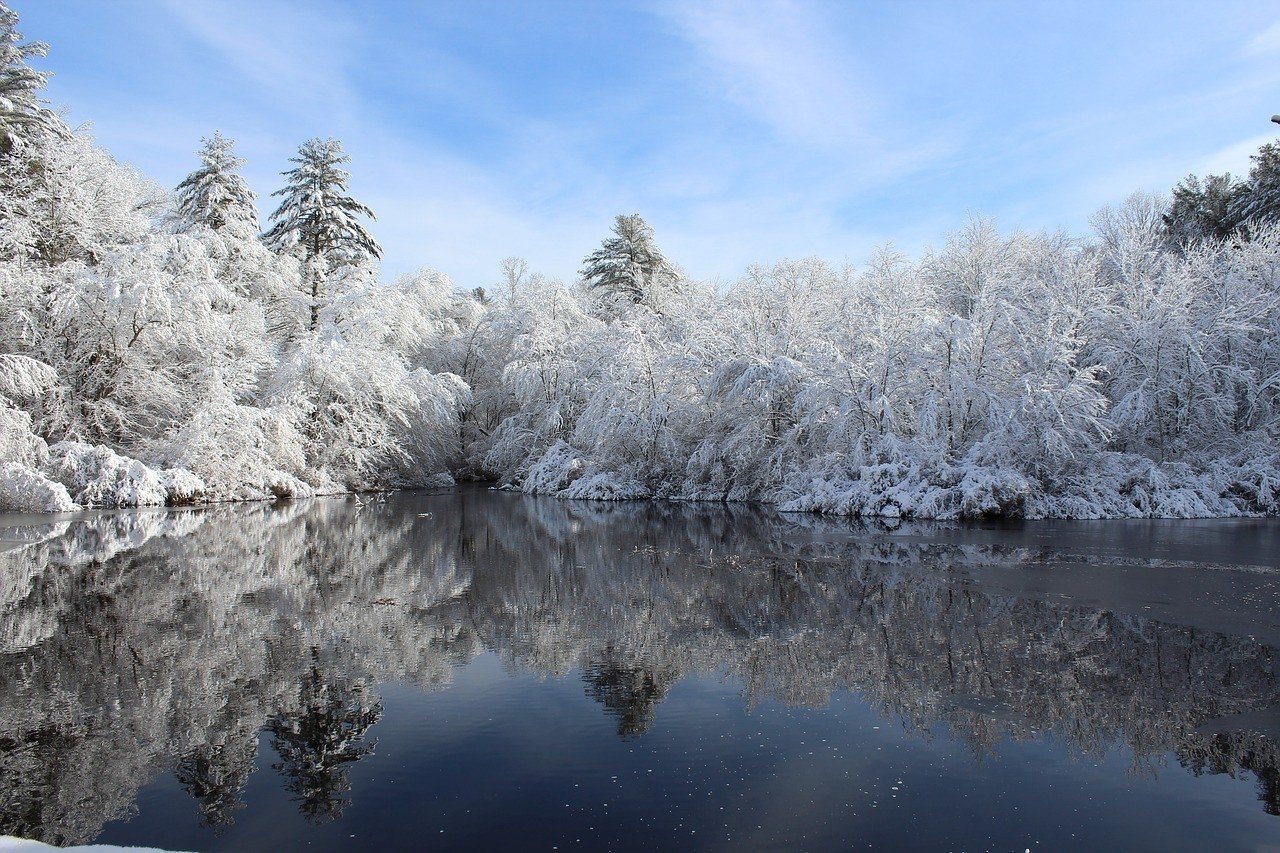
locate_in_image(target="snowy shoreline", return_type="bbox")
[505,455,1280,520]
[0,837,185,853]
[8,465,1272,522]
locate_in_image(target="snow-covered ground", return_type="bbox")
[0,837,186,853]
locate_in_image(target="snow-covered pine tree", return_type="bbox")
[1232,140,1280,230]
[173,132,258,237]
[0,1,66,155]
[580,213,677,307]
[262,138,380,330]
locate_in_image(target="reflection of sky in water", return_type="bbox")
[2,488,1279,850]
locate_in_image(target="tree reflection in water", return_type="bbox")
[1,489,1278,843]
[267,655,381,825]
[174,737,256,831]
[582,650,680,739]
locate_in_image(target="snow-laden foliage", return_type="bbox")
[0,131,160,266]
[580,213,680,310]
[1233,140,1280,228]
[263,138,380,266]
[154,385,312,502]
[0,1,66,154]
[0,460,75,511]
[3,0,1280,517]
[263,138,380,333]
[477,212,1280,519]
[1164,173,1244,245]
[0,5,468,511]
[0,110,465,508]
[172,132,259,238]
[43,440,200,508]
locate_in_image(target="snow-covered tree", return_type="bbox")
[173,132,258,237]
[0,1,66,155]
[0,131,162,266]
[263,138,380,331]
[580,213,678,308]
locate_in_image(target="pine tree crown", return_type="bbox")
[262,137,381,265]
[0,1,68,152]
[580,213,676,303]
[174,131,259,234]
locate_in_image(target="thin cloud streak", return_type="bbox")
[659,0,875,152]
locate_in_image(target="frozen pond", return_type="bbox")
[2,487,1280,850]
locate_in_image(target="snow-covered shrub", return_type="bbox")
[42,440,202,508]
[153,388,308,502]
[0,461,77,512]
[522,440,587,494]
[0,355,57,467]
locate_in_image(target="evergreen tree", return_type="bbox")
[580,213,677,306]
[1162,173,1244,245]
[263,138,380,330]
[173,132,258,237]
[1232,140,1280,229]
[0,1,66,155]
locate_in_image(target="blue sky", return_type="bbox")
[18,0,1280,288]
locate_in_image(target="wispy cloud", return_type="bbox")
[1242,19,1280,57]
[157,0,363,126]
[659,0,874,152]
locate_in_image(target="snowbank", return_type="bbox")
[0,837,187,853]
[0,443,215,512]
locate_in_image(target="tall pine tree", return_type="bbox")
[580,213,677,307]
[174,132,258,237]
[0,1,66,155]
[263,138,380,331]
[1162,172,1244,245]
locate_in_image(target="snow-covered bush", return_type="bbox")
[42,440,202,508]
[0,461,76,512]
[153,387,311,502]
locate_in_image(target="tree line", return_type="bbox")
[2,0,1280,519]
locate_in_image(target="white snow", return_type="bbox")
[0,461,77,512]
[0,837,188,853]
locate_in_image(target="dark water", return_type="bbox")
[2,488,1280,851]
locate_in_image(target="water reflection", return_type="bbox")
[1,490,1278,844]
[267,660,381,825]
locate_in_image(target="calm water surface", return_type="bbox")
[2,487,1280,851]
